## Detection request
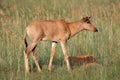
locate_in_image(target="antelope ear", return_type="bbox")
[81,16,91,22]
[88,16,91,19]
[82,16,91,19]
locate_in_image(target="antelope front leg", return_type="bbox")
[48,42,57,71]
[60,40,71,71]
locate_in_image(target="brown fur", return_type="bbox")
[23,16,98,74]
[69,54,98,66]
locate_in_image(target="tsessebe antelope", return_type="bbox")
[23,16,98,74]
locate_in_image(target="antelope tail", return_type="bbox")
[23,29,28,48]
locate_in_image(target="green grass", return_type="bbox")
[0,0,120,80]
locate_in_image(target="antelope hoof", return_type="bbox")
[26,71,30,75]
[38,69,42,73]
[68,67,72,72]
[48,67,52,72]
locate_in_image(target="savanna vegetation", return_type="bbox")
[0,0,120,80]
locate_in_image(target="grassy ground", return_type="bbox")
[0,0,120,80]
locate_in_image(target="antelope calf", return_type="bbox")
[68,54,98,66]
[23,16,98,74]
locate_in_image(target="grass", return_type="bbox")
[0,0,120,80]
